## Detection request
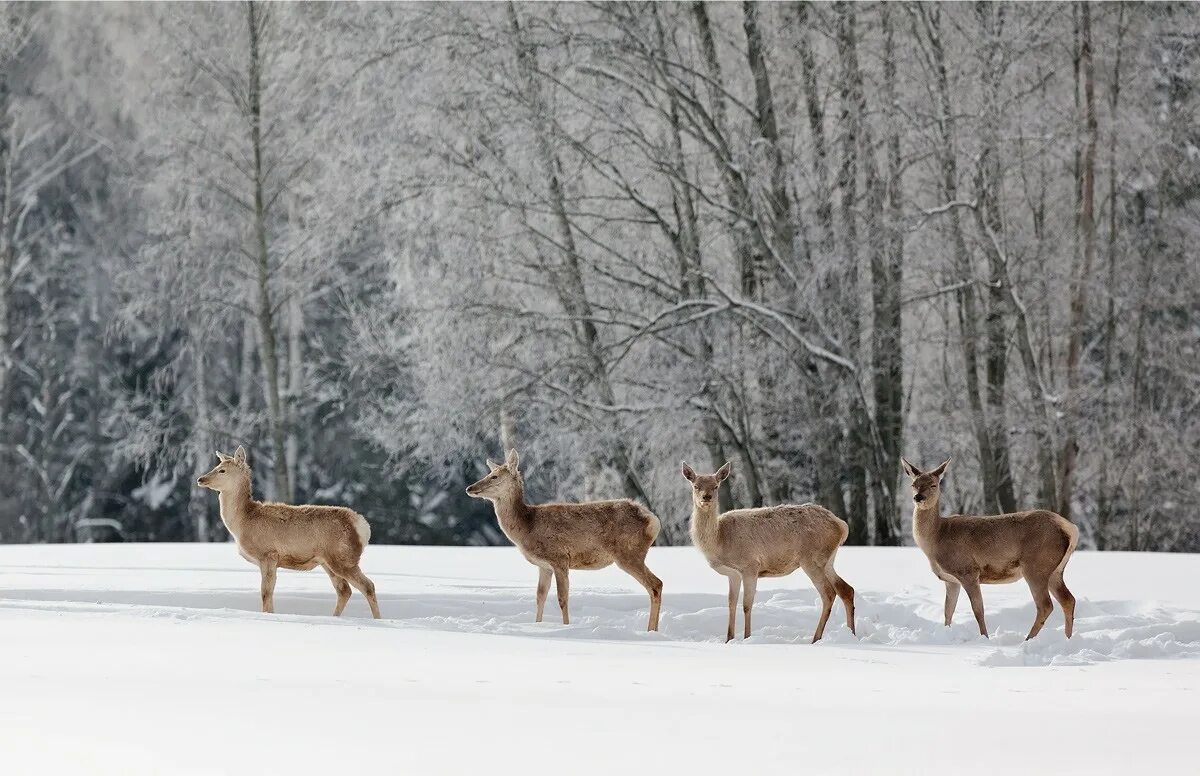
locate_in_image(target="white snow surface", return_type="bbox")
[1,543,1198,775]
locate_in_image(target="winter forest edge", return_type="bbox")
[0,1,1197,551]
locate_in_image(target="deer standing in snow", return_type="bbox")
[902,457,1078,639]
[465,449,664,631]
[197,446,381,618]
[682,462,856,643]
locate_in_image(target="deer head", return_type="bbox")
[681,461,732,509]
[465,448,523,501]
[197,446,250,492]
[901,457,950,506]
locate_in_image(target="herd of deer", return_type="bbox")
[197,446,1080,643]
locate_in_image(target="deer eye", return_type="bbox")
[219,469,226,474]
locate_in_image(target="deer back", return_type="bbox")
[241,501,368,564]
[525,499,658,559]
[709,503,846,570]
[933,509,1075,578]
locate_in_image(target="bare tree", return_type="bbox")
[1059,1,1098,521]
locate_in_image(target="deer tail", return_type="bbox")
[1052,516,1079,580]
[638,503,661,545]
[351,511,372,547]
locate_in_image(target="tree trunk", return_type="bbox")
[1002,270,1059,511]
[0,116,13,431]
[238,316,256,425]
[692,1,762,298]
[744,0,818,509]
[653,6,733,515]
[246,0,290,502]
[507,2,655,512]
[285,291,302,502]
[795,2,832,257]
[870,4,903,545]
[973,1,1017,514]
[1059,1,1097,521]
[189,339,212,542]
[690,1,773,505]
[793,2,847,523]
[836,1,869,543]
[920,5,999,513]
[856,19,892,545]
[1097,5,1126,550]
[1126,193,1155,551]
[743,0,799,271]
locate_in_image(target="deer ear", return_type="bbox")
[505,448,519,470]
[486,458,501,472]
[681,463,696,482]
[929,458,951,478]
[215,450,231,462]
[901,457,922,478]
[233,446,247,465]
[715,461,733,482]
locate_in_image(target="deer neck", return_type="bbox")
[911,499,942,550]
[689,501,721,556]
[217,479,254,539]
[490,487,531,542]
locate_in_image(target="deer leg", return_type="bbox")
[617,559,663,632]
[959,576,989,637]
[535,566,552,623]
[832,573,856,636]
[809,576,836,644]
[339,565,381,619]
[552,565,570,625]
[259,556,278,614]
[1024,573,1054,641]
[322,564,352,616]
[724,572,741,642]
[1050,575,1076,639]
[943,580,961,627]
[741,572,759,640]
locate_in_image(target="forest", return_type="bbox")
[0,1,1196,550]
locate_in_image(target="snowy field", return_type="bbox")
[1,543,1198,775]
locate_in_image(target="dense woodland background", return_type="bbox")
[0,1,1197,550]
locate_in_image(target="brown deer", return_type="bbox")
[901,457,1078,640]
[465,449,663,631]
[197,446,381,619]
[681,462,855,643]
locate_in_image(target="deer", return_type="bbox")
[197,446,381,619]
[465,449,664,631]
[901,457,1078,640]
[681,462,855,643]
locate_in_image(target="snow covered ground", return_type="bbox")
[1,543,1197,775]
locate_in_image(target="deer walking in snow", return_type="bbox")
[197,446,381,618]
[465,449,664,631]
[682,462,855,643]
[902,457,1078,639]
